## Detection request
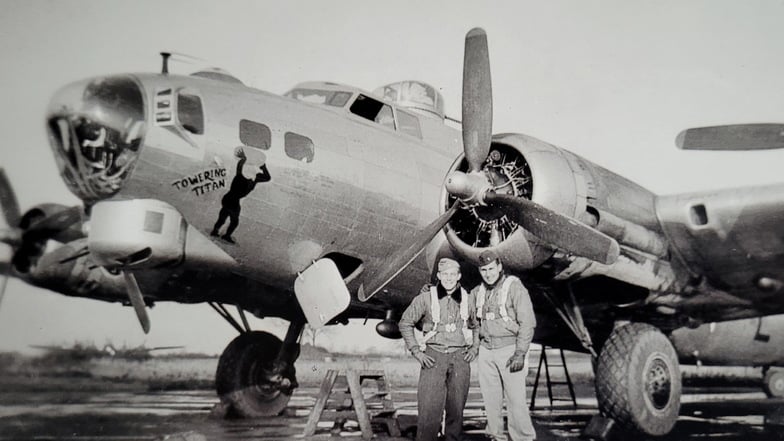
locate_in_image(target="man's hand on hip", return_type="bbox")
[413,351,436,369]
[463,346,479,362]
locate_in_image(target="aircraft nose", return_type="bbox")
[46,76,147,202]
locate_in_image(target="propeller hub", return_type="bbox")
[445,171,492,205]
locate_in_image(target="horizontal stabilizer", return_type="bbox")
[676,124,784,151]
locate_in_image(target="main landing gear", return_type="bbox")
[595,323,682,436]
[763,367,784,398]
[543,288,683,437]
[210,302,304,417]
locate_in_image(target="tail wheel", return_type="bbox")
[216,331,297,417]
[595,323,681,436]
[764,368,784,398]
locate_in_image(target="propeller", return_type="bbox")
[357,30,492,301]
[111,249,155,334]
[483,193,620,265]
[11,205,82,273]
[462,28,493,172]
[445,28,621,264]
[0,169,21,229]
[359,28,620,302]
[358,204,458,301]
[0,168,86,313]
[0,169,22,311]
[676,123,784,151]
[122,270,151,334]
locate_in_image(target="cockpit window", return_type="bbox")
[397,109,422,139]
[374,105,395,130]
[177,93,204,134]
[350,94,395,130]
[286,88,352,107]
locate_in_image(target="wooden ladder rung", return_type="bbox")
[303,369,400,439]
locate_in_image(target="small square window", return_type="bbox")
[177,93,204,134]
[285,132,314,163]
[239,119,271,150]
[143,211,164,233]
[689,204,708,226]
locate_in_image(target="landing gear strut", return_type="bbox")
[215,316,304,418]
[595,323,681,436]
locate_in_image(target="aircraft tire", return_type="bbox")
[215,331,295,417]
[763,368,784,398]
[595,322,681,436]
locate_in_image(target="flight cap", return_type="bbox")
[478,249,500,267]
[437,257,460,272]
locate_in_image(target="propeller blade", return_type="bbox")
[0,221,13,313]
[676,124,784,151]
[462,27,493,172]
[485,192,620,265]
[0,269,9,313]
[24,206,82,239]
[122,271,151,334]
[0,168,21,228]
[358,204,459,302]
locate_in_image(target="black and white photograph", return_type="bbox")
[2,1,784,440]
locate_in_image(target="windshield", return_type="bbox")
[286,88,352,107]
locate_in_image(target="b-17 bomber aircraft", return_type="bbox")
[3,28,784,437]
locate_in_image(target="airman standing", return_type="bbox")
[399,257,479,441]
[472,249,536,441]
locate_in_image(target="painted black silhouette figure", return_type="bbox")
[211,148,270,243]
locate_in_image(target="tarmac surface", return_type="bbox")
[2,383,784,440]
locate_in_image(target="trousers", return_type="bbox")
[416,347,471,441]
[477,344,535,441]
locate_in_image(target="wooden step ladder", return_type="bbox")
[303,369,400,439]
[529,346,578,409]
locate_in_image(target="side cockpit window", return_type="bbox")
[177,93,204,134]
[350,94,395,130]
[397,109,422,139]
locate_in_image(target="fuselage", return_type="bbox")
[46,73,461,313]
[42,69,784,345]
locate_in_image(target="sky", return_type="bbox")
[1,0,784,355]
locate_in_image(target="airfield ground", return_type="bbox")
[1,350,783,440]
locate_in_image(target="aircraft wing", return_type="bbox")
[655,182,784,320]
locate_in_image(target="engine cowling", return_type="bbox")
[88,199,186,269]
[442,133,664,274]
